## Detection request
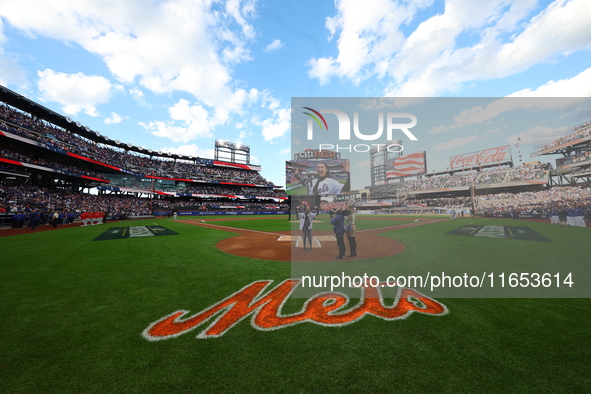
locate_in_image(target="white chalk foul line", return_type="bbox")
[175,219,287,237]
[177,218,444,238]
[356,219,444,233]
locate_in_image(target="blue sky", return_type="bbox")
[1,0,590,188]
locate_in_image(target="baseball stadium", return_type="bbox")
[1,84,591,392]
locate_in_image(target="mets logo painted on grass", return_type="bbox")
[94,226,178,241]
[142,279,448,340]
[447,225,550,242]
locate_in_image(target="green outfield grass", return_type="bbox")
[1,217,589,392]
[182,214,416,232]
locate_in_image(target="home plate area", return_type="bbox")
[180,218,444,262]
[277,235,336,249]
[288,230,407,262]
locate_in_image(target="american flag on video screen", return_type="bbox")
[386,151,426,178]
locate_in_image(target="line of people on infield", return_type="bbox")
[297,201,357,260]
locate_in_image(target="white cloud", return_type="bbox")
[139,121,191,143]
[238,89,291,141]
[141,98,233,142]
[128,87,148,106]
[104,111,123,125]
[432,135,483,151]
[449,97,587,131]
[308,0,591,97]
[307,57,336,85]
[390,0,591,96]
[432,69,591,132]
[225,0,256,40]
[508,126,570,148]
[508,67,591,97]
[495,0,591,75]
[308,0,421,85]
[37,69,112,116]
[429,125,449,134]
[0,19,27,88]
[0,0,257,113]
[263,39,284,52]
[483,128,502,135]
[357,159,371,168]
[0,49,26,88]
[258,107,290,141]
[358,97,427,110]
[160,144,215,159]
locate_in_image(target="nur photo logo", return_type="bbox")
[302,106,418,153]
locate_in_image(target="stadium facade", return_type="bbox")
[0,85,288,226]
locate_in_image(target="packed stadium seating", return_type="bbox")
[1,183,151,218]
[476,186,591,216]
[1,145,107,180]
[352,186,591,224]
[0,102,278,187]
[534,121,591,154]
[398,164,547,192]
[154,200,289,211]
[0,96,287,226]
[1,92,590,228]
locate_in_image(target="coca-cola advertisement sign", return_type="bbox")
[450,145,511,170]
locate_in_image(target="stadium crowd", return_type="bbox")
[535,121,591,153]
[154,200,289,211]
[399,164,547,192]
[1,103,273,185]
[359,186,591,225]
[0,183,151,221]
[0,146,107,180]
[182,184,287,197]
[392,196,473,209]
[476,186,591,216]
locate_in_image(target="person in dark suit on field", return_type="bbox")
[331,209,347,260]
[18,212,26,228]
[558,207,568,228]
[29,210,40,231]
[345,202,357,257]
[12,211,19,229]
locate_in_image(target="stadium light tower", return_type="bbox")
[370,139,402,186]
[215,140,250,164]
[515,137,523,165]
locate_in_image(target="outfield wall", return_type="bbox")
[488,213,549,219]
[154,210,288,216]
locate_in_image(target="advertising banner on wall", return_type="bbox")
[450,145,512,170]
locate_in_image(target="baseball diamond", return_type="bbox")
[2,3,591,392]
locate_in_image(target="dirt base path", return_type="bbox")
[176,218,446,262]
